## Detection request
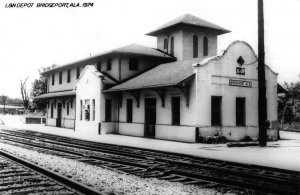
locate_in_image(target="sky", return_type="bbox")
[0,0,299,98]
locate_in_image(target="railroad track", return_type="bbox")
[1,129,300,195]
[0,149,106,195]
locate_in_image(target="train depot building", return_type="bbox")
[35,14,279,142]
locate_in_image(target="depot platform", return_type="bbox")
[1,114,300,172]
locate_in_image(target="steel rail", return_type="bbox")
[0,150,108,195]
[1,130,298,185]
[1,130,300,194]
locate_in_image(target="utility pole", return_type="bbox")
[258,0,267,146]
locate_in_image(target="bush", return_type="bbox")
[198,135,228,144]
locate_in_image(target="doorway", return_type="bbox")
[56,103,62,127]
[144,98,156,138]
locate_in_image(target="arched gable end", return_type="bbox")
[196,40,277,80]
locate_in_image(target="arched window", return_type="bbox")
[203,37,208,56]
[163,38,168,50]
[193,35,198,58]
[170,37,174,56]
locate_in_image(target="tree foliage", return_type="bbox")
[31,74,47,98]
[30,67,51,110]
[279,80,300,123]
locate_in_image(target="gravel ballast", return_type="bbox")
[0,142,232,195]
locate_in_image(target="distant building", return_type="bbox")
[35,14,279,142]
[0,105,24,114]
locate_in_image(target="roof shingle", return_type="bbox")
[43,44,174,74]
[104,56,209,92]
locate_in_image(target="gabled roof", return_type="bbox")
[43,43,174,74]
[146,13,230,36]
[78,65,116,85]
[104,56,209,92]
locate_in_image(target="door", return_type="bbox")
[144,98,156,138]
[56,103,62,127]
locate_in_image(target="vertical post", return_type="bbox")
[2,94,6,114]
[258,0,267,146]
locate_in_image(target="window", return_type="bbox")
[236,97,246,126]
[211,96,222,126]
[163,38,168,50]
[92,99,95,121]
[52,74,55,85]
[129,58,139,71]
[50,104,54,118]
[59,72,62,84]
[172,97,180,125]
[76,67,80,79]
[80,100,83,120]
[97,61,101,72]
[107,59,112,71]
[170,37,174,56]
[67,69,71,83]
[203,37,208,56]
[67,102,70,115]
[105,99,112,122]
[85,99,90,121]
[193,35,198,58]
[126,99,133,123]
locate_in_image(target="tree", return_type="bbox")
[1,94,7,113]
[31,68,48,110]
[279,80,300,124]
[20,77,30,109]
[31,74,47,97]
[282,101,294,124]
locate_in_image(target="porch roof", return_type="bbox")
[104,56,208,92]
[34,90,76,99]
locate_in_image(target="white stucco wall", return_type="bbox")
[194,41,278,140]
[117,81,197,142]
[75,66,102,135]
[47,66,86,93]
[155,125,196,142]
[157,27,218,61]
[182,28,218,60]
[46,97,76,129]
[119,122,144,137]
[120,57,166,81]
[157,29,184,60]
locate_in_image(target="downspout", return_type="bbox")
[117,57,122,134]
[74,96,76,132]
[46,74,49,126]
[118,57,122,81]
[117,97,120,134]
[47,73,49,93]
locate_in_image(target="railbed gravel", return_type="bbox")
[0,142,238,195]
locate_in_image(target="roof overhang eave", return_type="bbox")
[34,92,76,99]
[42,51,174,75]
[103,84,178,93]
[146,23,231,36]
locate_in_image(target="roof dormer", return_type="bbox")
[146,14,230,61]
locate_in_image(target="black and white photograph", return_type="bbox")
[0,0,300,194]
